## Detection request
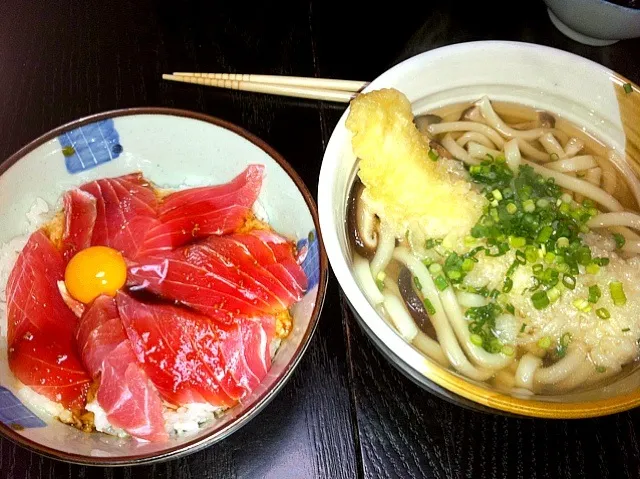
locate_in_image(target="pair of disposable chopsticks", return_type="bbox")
[162,72,369,103]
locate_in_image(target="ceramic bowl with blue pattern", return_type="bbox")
[0,108,327,465]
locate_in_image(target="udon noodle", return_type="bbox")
[346,88,640,395]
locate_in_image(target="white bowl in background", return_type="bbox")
[544,0,640,46]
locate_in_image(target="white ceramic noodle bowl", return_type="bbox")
[0,108,327,464]
[318,40,640,418]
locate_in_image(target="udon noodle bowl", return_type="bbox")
[346,88,640,396]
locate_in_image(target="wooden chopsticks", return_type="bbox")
[162,73,369,103]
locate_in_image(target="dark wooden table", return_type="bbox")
[1,1,640,478]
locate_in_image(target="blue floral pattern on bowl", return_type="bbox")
[58,119,122,173]
[296,229,320,290]
[0,386,45,429]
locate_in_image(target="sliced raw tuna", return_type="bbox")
[245,230,308,293]
[158,165,263,219]
[61,189,97,261]
[7,230,78,348]
[79,173,164,258]
[116,292,272,406]
[76,296,167,442]
[9,333,91,410]
[127,231,306,321]
[6,230,91,409]
[142,165,264,250]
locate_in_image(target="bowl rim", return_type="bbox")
[319,39,640,419]
[0,107,329,466]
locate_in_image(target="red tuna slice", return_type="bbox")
[128,239,294,317]
[143,205,249,252]
[158,165,263,220]
[9,332,91,410]
[221,231,307,299]
[6,230,90,409]
[98,342,168,442]
[117,292,268,406]
[141,165,264,250]
[246,230,308,293]
[61,189,97,261]
[76,296,126,374]
[76,296,167,441]
[6,230,78,348]
[79,173,161,258]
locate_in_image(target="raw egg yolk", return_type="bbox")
[64,246,127,304]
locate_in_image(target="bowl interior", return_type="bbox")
[0,109,325,464]
[318,40,640,418]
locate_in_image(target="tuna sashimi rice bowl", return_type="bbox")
[0,109,325,464]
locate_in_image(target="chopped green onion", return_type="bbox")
[434,275,449,291]
[464,235,478,247]
[492,189,503,201]
[425,239,441,249]
[423,298,436,315]
[544,252,556,264]
[623,82,633,94]
[376,279,384,291]
[609,281,627,306]
[559,203,570,214]
[461,258,475,272]
[422,258,433,267]
[506,303,515,314]
[572,298,591,313]
[532,264,544,275]
[490,289,500,299]
[622,327,631,332]
[556,237,569,249]
[525,246,538,263]
[520,323,527,333]
[588,285,601,304]
[550,153,559,161]
[536,226,553,243]
[537,336,552,349]
[586,263,600,275]
[413,276,422,291]
[547,286,561,302]
[562,274,576,290]
[506,203,518,214]
[502,277,513,293]
[428,263,442,275]
[509,236,526,248]
[523,199,536,213]
[613,233,626,250]
[470,334,483,346]
[536,198,550,209]
[531,290,550,310]
[501,345,515,356]
[593,257,610,267]
[557,332,572,358]
[561,193,573,203]
[428,149,439,161]
[596,307,610,319]
[595,365,607,373]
